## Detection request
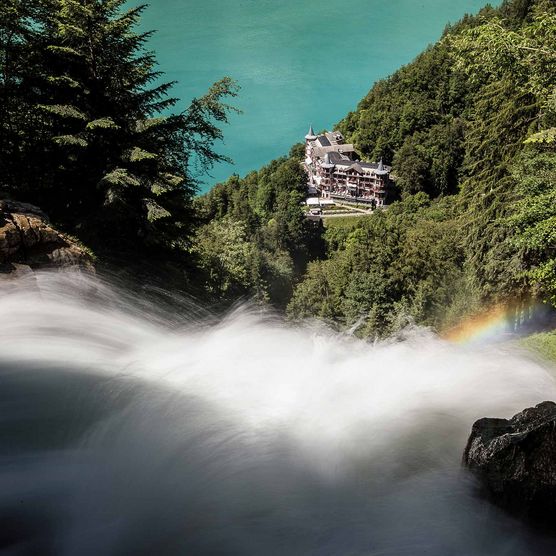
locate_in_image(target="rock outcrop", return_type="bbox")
[463,401,556,527]
[0,200,94,277]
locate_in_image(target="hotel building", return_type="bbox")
[304,126,392,206]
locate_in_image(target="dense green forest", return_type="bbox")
[0,0,322,294]
[192,147,324,305]
[200,0,556,335]
[2,0,556,336]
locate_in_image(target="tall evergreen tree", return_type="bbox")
[1,0,238,256]
[0,1,44,194]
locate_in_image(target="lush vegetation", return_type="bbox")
[0,0,323,300]
[192,145,325,305]
[2,0,556,332]
[287,195,465,335]
[179,0,556,327]
[193,0,556,333]
[521,331,556,364]
[0,0,237,261]
[281,0,556,337]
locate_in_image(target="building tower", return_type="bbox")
[376,157,388,176]
[304,125,318,189]
[305,125,317,159]
[305,124,317,141]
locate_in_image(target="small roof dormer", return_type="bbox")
[351,163,363,173]
[321,153,335,169]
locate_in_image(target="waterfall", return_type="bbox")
[0,271,555,555]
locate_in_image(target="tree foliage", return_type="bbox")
[3,0,556,328]
[287,196,466,337]
[289,0,556,337]
[192,145,325,306]
[0,0,238,259]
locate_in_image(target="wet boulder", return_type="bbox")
[463,401,556,527]
[0,199,94,276]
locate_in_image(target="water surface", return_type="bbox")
[141,0,500,189]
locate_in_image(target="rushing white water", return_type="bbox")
[1,271,556,555]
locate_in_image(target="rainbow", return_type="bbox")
[443,305,515,345]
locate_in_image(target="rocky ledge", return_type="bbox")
[464,401,556,527]
[0,200,94,277]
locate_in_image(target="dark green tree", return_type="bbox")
[1,0,238,258]
[193,145,325,305]
[0,1,45,193]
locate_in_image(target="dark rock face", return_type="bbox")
[0,200,94,276]
[464,401,556,527]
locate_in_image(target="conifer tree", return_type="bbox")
[41,0,238,253]
[1,0,238,256]
[0,1,44,193]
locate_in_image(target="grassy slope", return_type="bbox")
[322,215,372,229]
[520,332,556,365]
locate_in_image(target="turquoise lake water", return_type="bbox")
[140,1,499,191]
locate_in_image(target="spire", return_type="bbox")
[305,125,317,141]
[376,157,388,175]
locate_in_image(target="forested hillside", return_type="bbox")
[192,145,324,305]
[288,0,556,336]
[201,0,556,335]
[2,0,556,333]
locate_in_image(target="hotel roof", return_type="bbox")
[308,128,392,174]
[324,131,345,145]
[316,135,331,147]
[313,144,355,158]
[326,151,392,172]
